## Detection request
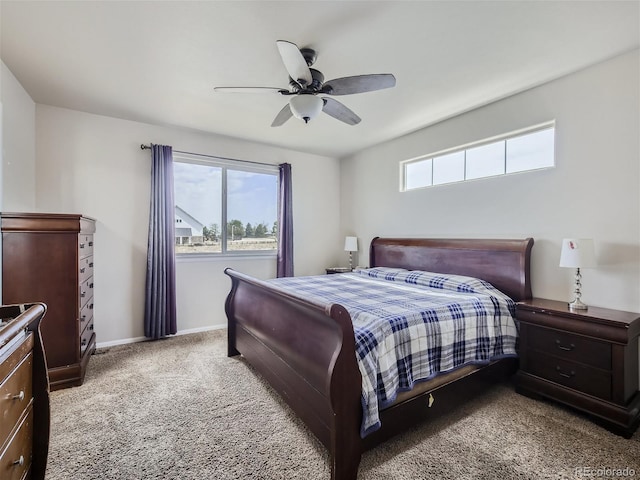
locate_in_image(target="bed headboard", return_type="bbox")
[369,237,534,301]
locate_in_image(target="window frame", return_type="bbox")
[173,152,279,259]
[400,121,555,192]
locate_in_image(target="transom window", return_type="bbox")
[173,153,279,255]
[401,122,555,191]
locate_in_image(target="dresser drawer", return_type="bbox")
[522,323,611,370]
[0,405,33,480]
[524,351,611,400]
[0,352,33,452]
[79,255,94,284]
[79,277,94,309]
[78,234,93,259]
[80,299,94,331]
[80,320,95,357]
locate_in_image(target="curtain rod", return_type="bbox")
[140,144,277,168]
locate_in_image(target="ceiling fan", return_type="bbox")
[214,40,396,127]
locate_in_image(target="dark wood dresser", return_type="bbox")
[0,303,49,480]
[1,213,96,390]
[515,298,640,437]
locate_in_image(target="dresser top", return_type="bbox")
[518,298,640,333]
[1,212,95,233]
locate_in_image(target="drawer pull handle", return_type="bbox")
[556,366,576,379]
[90,324,94,331]
[80,268,85,274]
[89,241,94,247]
[12,391,25,401]
[555,340,575,352]
[80,243,85,248]
[81,338,87,346]
[89,262,94,268]
[89,304,94,310]
[90,283,94,289]
[81,292,86,298]
[13,455,24,467]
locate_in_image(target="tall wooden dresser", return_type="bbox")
[1,213,96,390]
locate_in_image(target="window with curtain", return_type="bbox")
[172,153,279,256]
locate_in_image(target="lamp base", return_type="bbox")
[568,298,588,310]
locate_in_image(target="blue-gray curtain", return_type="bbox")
[144,144,177,339]
[277,163,293,277]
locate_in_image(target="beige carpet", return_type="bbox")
[46,330,639,479]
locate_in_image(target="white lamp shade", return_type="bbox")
[344,236,358,252]
[289,95,324,122]
[559,238,596,268]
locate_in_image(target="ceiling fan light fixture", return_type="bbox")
[216,40,396,127]
[289,95,324,123]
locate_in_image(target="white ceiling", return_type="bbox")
[1,1,638,159]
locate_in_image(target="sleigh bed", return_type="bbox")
[225,237,533,480]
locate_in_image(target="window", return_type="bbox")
[173,153,279,255]
[404,158,433,189]
[506,127,555,174]
[465,142,504,180]
[401,122,555,191]
[433,151,465,185]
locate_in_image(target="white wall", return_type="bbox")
[1,60,38,303]
[340,50,640,314]
[35,105,341,345]
[0,61,36,211]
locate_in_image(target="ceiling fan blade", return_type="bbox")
[271,103,293,127]
[322,74,396,96]
[214,87,285,94]
[322,97,361,125]
[276,40,312,87]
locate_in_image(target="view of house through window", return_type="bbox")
[401,123,555,191]
[173,154,279,255]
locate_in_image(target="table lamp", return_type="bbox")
[559,238,596,310]
[344,236,358,271]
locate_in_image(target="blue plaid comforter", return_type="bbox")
[267,267,518,437]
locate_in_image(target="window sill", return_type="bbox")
[176,252,277,263]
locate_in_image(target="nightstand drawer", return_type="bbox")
[523,323,611,370]
[524,352,611,400]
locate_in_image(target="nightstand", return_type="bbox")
[325,267,351,274]
[515,298,640,438]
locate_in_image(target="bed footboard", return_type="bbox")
[224,269,363,480]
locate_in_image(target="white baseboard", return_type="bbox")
[95,323,227,349]
[96,336,148,349]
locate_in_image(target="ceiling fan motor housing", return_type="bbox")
[288,68,324,93]
[300,47,317,66]
[309,69,324,91]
